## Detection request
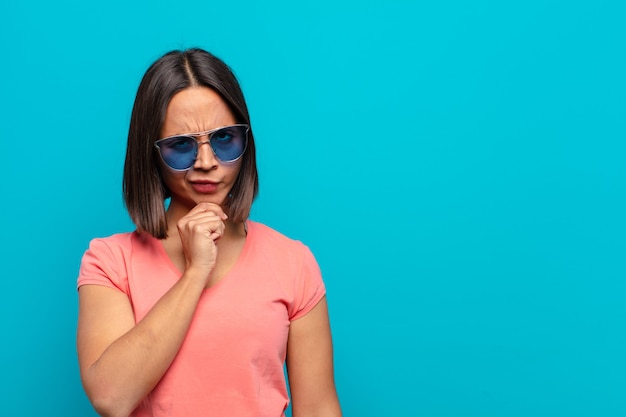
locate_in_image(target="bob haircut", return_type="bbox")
[123,48,258,239]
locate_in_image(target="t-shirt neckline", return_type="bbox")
[152,220,253,291]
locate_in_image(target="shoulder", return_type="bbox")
[83,230,159,266]
[246,220,321,277]
[79,231,158,292]
[79,232,142,293]
[86,231,142,254]
[247,220,309,255]
[246,221,326,320]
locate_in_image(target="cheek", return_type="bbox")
[224,161,243,181]
[158,165,186,189]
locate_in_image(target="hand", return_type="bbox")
[176,202,228,282]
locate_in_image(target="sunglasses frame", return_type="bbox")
[154,124,250,171]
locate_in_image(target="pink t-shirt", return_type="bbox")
[78,220,326,417]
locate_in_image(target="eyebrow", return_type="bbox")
[161,125,238,139]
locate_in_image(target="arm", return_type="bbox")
[77,203,226,417]
[77,274,205,417]
[286,296,342,417]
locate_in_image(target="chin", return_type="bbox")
[195,195,226,206]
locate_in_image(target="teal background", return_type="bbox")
[1,0,624,416]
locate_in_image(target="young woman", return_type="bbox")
[77,48,341,417]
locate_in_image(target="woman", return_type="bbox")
[77,48,341,417]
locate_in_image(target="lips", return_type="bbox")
[190,180,219,194]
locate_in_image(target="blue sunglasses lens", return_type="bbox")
[157,137,197,170]
[156,125,248,170]
[210,125,247,162]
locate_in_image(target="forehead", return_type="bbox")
[161,87,235,136]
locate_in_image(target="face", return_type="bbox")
[158,87,242,212]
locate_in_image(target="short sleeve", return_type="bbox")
[77,238,130,294]
[288,245,326,321]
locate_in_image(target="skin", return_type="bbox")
[77,87,341,417]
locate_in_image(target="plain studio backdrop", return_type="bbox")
[1,0,624,416]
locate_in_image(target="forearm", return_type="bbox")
[292,397,342,417]
[291,380,342,417]
[82,272,205,417]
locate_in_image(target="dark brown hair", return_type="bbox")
[123,48,258,239]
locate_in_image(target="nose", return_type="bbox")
[193,140,218,170]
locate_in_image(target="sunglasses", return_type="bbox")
[154,124,249,171]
